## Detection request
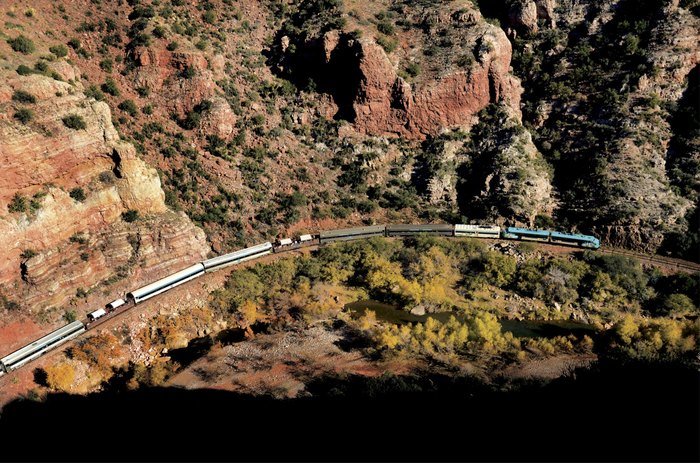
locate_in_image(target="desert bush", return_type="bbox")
[14,109,33,124]
[49,44,68,57]
[8,35,35,54]
[62,114,87,130]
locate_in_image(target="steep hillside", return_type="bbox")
[0,0,697,327]
[500,0,699,253]
[0,38,209,319]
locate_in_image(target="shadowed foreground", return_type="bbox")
[1,360,698,462]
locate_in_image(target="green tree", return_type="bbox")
[8,193,28,212]
[122,209,139,222]
[659,294,697,319]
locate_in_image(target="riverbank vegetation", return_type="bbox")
[36,237,698,395]
[211,237,699,365]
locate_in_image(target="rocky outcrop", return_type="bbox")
[199,96,236,140]
[347,32,521,139]
[596,2,700,250]
[0,71,209,315]
[277,2,522,140]
[133,48,222,116]
[20,211,207,310]
[459,105,555,226]
[507,0,557,34]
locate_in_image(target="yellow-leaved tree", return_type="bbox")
[44,362,76,391]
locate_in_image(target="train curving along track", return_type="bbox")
[1,224,698,378]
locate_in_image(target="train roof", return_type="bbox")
[128,263,205,300]
[550,231,599,242]
[320,225,386,238]
[505,227,550,236]
[201,242,273,269]
[1,321,85,365]
[386,223,453,231]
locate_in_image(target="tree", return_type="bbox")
[238,300,259,328]
[101,77,120,96]
[659,294,697,319]
[12,90,37,104]
[358,309,377,331]
[8,193,28,213]
[615,315,639,345]
[44,362,76,391]
[122,209,139,222]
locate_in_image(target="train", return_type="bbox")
[0,223,599,376]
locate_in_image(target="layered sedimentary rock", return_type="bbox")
[0,71,209,313]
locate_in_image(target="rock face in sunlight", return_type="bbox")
[0,71,209,313]
[275,2,523,139]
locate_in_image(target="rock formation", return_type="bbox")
[0,71,209,315]
[277,2,523,140]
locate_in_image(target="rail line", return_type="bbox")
[1,224,698,379]
[599,247,700,272]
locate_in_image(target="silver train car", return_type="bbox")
[386,224,453,237]
[127,263,206,304]
[319,225,386,243]
[0,225,602,377]
[0,321,85,374]
[454,224,501,238]
[201,242,273,272]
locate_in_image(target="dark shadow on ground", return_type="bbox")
[0,359,697,462]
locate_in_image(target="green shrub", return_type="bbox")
[118,99,138,117]
[377,21,395,35]
[166,41,178,51]
[20,249,38,259]
[14,109,33,124]
[376,36,397,53]
[67,38,81,50]
[153,25,167,39]
[202,10,216,24]
[122,209,139,222]
[85,85,105,101]
[99,58,113,72]
[63,310,77,323]
[101,77,120,96]
[12,90,37,104]
[181,66,196,79]
[49,44,69,58]
[16,65,34,75]
[8,35,35,54]
[70,233,88,244]
[62,114,87,130]
[404,62,420,78]
[69,187,87,201]
[8,194,28,213]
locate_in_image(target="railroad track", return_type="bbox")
[599,247,700,272]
